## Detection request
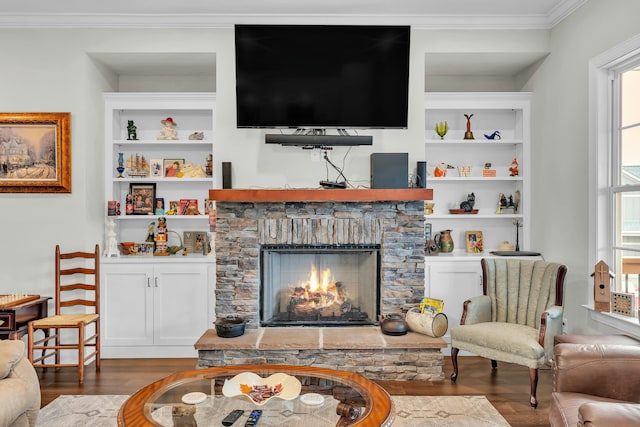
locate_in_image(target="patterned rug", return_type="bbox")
[36,394,510,426]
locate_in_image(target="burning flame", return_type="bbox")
[293,265,347,308]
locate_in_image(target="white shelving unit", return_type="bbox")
[424,92,531,255]
[423,93,537,353]
[101,92,216,358]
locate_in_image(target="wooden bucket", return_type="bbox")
[405,307,448,338]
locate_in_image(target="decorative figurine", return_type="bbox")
[188,131,204,140]
[434,163,454,177]
[157,117,178,140]
[509,158,519,176]
[176,162,207,178]
[127,120,138,140]
[434,121,449,139]
[482,162,496,177]
[496,193,516,214]
[205,154,213,177]
[146,222,155,242]
[484,131,501,140]
[463,114,474,140]
[459,193,475,212]
[104,217,120,258]
[154,217,169,256]
[116,152,125,178]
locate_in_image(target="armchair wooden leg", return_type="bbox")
[529,368,538,408]
[450,347,459,382]
[491,359,498,370]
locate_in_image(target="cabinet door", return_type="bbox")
[153,263,210,346]
[425,260,483,341]
[101,264,154,346]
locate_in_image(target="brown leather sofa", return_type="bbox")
[549,335,640,427]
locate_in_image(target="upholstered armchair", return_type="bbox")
[0,340,40,427]
[450,258,567,407]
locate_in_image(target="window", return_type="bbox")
[590,35,640,328]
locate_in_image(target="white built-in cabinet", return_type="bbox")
[423,93,540,352]
[101,93,216,358]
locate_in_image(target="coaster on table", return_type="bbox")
[300,393,325,406]
[181,392,207,405]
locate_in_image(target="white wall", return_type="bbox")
[0,2,638,338]
[522,0,640,336]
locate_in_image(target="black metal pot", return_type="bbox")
[214,316,246,338]
[379,313,409,336]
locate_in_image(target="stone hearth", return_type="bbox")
[196,327,445,381]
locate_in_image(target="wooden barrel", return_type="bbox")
[405,308,448,338]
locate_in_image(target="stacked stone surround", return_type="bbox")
[214,200,426,326]
[196,327,445,381]
[202,199,445,380]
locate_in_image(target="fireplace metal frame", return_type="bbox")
[259,244,381,327]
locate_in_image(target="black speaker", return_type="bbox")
[222,162,232,189]
[370,153,408,189]
[416,161,427,188]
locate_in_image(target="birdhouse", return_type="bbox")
[591,260,613,312]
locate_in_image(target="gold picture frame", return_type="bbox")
[0,112,71,193]
[465,231,484,253]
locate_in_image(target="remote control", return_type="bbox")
[244,409,262,426]
[222,409,243,426]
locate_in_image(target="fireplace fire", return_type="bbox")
[260,245,380,327]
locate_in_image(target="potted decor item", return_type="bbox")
[379,313,409,336]
[434,121,448,139]
[214,316,246,338]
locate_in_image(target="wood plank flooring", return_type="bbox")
[38,356,552,427]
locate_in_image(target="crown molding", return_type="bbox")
[0,3,588,30]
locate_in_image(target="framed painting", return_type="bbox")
[129,183,156,215]
[0,112,71,193]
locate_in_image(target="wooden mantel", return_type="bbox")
[208,188,432,202]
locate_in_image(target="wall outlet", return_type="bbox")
[310,150,321,162]
[562,317,568,334]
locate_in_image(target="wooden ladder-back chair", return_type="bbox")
[27,244,100,384]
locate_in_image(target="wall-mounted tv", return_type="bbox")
[235,25,410,130]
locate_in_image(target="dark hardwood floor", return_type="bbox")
[38,356,552,426]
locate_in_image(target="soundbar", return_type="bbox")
[265,134,372,147]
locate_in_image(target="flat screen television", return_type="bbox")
[235,25,410,131]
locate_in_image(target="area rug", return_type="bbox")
[36,394,510,426]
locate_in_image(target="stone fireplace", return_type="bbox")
[197,189,446,381]
[214,195,426,326]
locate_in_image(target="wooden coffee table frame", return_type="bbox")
[118,364,394,427]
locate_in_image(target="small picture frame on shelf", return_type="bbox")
[180,198,200,215]
[465,231,484,253]
[150,159,163,177]
[129,183,156,215]
[183,230,208,254]
[164,158,184,178]
[155,198,165,215]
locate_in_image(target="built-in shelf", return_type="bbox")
[208,188,433,202]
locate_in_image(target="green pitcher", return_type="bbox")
[434,230,454,253]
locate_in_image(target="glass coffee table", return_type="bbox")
[117,364,394,427]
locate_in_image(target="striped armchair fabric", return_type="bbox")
[450,258,567,408]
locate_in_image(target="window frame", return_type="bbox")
[589,34,640,334]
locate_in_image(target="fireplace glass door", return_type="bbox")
[260,245,380,326]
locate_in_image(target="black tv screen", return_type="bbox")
[235,25,410,129]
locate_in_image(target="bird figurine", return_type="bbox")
[434,163,454,177]
[484,131,501,140]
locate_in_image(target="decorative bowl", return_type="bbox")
[222,372,301,405]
